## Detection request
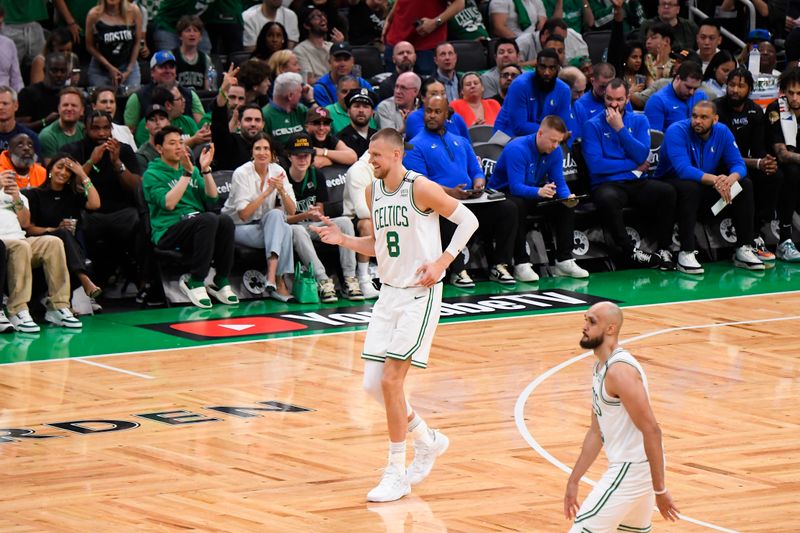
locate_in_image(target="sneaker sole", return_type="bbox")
[733,259,765,271]
[13,324,40,333]
[366,483,411,503]
[207,287,240,305]
[490,278,516,285]
[677,264,704,275]
[554,268,590,279]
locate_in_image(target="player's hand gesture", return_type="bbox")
[310,216,344,245]
[656,491,680,522]
[415,261,444,288]
[563,480,580,520]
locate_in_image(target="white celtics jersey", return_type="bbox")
[592,348,649,464]
[371,171,442,288]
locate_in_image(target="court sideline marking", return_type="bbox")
[514,314,800,533]
[74,358,154,379]
[2,289,798,379]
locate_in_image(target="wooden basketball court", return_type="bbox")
[1,288,798,531]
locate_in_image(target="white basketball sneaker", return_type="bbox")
[406,429,450,485]
[367,463,411,502]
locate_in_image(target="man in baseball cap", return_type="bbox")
[137,104,171,169]
[339,88,379,157]
[313,41,372,108]
[150,50,176,69]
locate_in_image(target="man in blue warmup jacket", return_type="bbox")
[489,115,588,281]
[583,78,676,270]
[656,100,763,274]
[493,49,577,144]
[573,63,633,140]
[644,61,706,133]
[404,77,469,141]
[404,96,519,287]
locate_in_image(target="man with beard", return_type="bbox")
[0,134,42,191]
[312,43,372,108]
[16,53,69,132]
[378,41,417,101]
[0,87,42,160]
[583,79,675,270]
[91,88,138,152]
[644,60,706,133]
[764,67,800,262]
[39,87,85,162]
[62,110,142,282]
[716,67,781,263]
[517,17,590,66]
[311,127,478,502]
[656,100,763,273]
[294,7,336,86]
[405,96,519,287]
[327,76,379,133]
[492,64,523,105]
[573,63,632,139]
[210,66,268,171]
[377,72,421,134]
[0,134,46,189]
[565,301,679,533]
[481,38,520,99]
[339,88,379,157]
[490,114,586,281]
[494,49,577,142]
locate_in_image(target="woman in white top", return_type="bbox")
[489,0,546,38]
[222,133,297,301]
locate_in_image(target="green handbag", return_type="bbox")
[293,262,320,304]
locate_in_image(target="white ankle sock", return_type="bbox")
[357,262,370,278]
[388,441,406,468]
[408,414,434,445]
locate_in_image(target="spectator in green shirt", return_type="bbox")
[40,87,85,162]
[134,85,211,148]
[262,72,308,147]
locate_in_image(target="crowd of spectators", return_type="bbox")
[1,0,800,329]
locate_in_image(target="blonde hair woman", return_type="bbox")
[85,0,143,91]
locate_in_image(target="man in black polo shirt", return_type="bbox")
[338,88,379,158]
[716,66,779,262]
[16,53,69,132]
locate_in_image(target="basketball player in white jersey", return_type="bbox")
[312,128,479,502]
[564,302,680,532]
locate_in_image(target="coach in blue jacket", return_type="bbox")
[583,78,676,270]
[493,49,577,145]
[656,100,763,274]
[489,115,588,280]
[404,77,469,141]
[644,61,707,133]
[404,96,518,287]
[573,63,632,140]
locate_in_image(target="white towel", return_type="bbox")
[779,97,797,149]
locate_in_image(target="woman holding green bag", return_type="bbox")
[222,132,296,302]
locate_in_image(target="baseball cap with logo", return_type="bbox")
[150,50,176,69]
[330,42,353,57]
[306,106,333,124]
[287,132,315,154]
[747,29,772,43]
[146,104,169,120]
[345,87,378,109]
[669,47,701,65]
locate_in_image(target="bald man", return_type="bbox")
[378,41,418,101]
[376,71,421,134]
[565,302,679,533]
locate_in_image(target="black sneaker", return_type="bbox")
[136,284,166,307]
[655,249,675,271]
[630,248,663,269]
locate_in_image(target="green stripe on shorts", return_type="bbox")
[575,462,631,523]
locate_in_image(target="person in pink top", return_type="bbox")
[450,72,502,127]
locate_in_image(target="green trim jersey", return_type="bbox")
[371,171,442,288]
[592,348,649,464]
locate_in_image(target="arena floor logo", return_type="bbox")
[0,401,312,445]
[141,290,617,341]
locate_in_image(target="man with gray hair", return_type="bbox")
[263,72,308,147]
[376,72,421,134]
[0,86,42,158]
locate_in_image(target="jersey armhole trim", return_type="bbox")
[600,360,641,406]
[408,175,432,216]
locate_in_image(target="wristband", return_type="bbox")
[41,118,47,128]
[653,487,668,495]
[201,168,212,175]
[323,148,328,157]
[219,88,228,102]
[83,181,94,197]
[756,158,762,170]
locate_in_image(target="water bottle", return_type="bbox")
[748,45,761,76]
[207,63,218,91]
